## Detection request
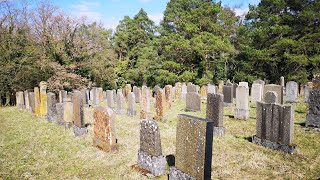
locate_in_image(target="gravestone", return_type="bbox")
[39,81,47,117]
[299,84,304,96]
[80,88,88,105]
[174,82,182,99]
[239,82,248,88]
[47,92,57,122]
[165,85,173,108]
[280,76,285,87]
[97,87,104,105]
[304,85,311,103]
[125,84,132,99]
[233,83,238,99]
[251,83,263,105]
[181,83,187,100]
[235,86,250,120]
[140,86,151,119]
[185,92,201,112]
[263,84,283,104]
[16,91,24,109]
[206,93,225,136]
[207,84,216,94]
[103,91,107,100]
[56,102,64,126]
[223,85,233,107]
[154,89,167,122]
[218,80,224,93]
[127,92,136,116]
[312,75,320,89]
[169,114,213,180]
[59,90,67,103]
[306,77,320,128]
[34,87,40,115]
[116,91,126,114]
[137,119,165,176]
[187,83,196,93]
[253,91,296,154]
[286,81,298,103]
[253,79,265,97]
[63,98,73,128]
[133,86,141,103]
[28,92,35,113]
[73,91,87,136]
[200,86,207,100]
[24,90,30,111]
[93,106,117,152]
[107,90,116,109]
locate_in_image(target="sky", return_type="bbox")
[51,0,260,30]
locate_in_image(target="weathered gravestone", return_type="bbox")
[16,91,24,109]
[24,90,30,111]
[299,84,304,96]
[253,79,265,97]
[304,85,311,103]
[239,82,248,88]
[137,119,165,176]
[127,92,136,116]
[187,83,196,93]
[28,92,35,113]
[218,80,224,93]
[140,86,151,119]
[206,93,225,136]
[181,83,187,100]
[251,83,263,105]
[59,90,67,103]
[107,90,116,109]
[39,81,47,117]
[253,91,297,154]
[165,85,173,108]
[306,76,320,128]
[169,114,213,180]
[207,84,216,94]
[63,98,73,128]
[233,83,238,99]
[263,84,283,104]
[200,86,207,100]
[34,87,40,115]
[185,92,201,112]
[73,91,87,136]
[235,86,250,120]
[125,84,132,99]
[97,87,104,105]
[286,81,299,103]
[47,92,57,122]
[223,85,233,107]
[280,76,285,87]
[133,86,141,103]
[116,91,126,114]
[93,106,117,152]
[154,89,167,122]
[80,88,88,105]
[56,102,64,126]
[174,82,182,99]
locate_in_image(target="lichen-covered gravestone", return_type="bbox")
[137,119,165,176]
[127,92,136,116]
[154,89,167,122]
[263,84,283,104]
[140,86,151,119]
[47,92,57,122]
[286,81,298,103]
[34,87,40,115]
[63,98,73,128]
[93,106,117,152]
[200,86,207,100]
[253,91,297,154]
[165,85,173,108]
[174,82,182,99]
[223,85,233,107]
[306,75,320,128]
[185,92,201,112]
[169,114,214,180]
[39,81,48,117]
[73,91,87,136]
[235,86,250,120]
[206,93,225,136]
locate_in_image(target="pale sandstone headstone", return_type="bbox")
[127,92,136,116]
[235,86,250,120]
[285,81,298,103]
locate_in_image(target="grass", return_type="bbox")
[0,96,319,179]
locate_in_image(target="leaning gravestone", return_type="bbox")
[154,89,167,122]
[235,86,250,120]
[63,98,73,128]
[263,84,283,104]
[127,92,136,116]
[169,114,213,180]
[306,75,320,128]
[39,81,48,117]
[251,83,263,105]
[47,92,57,122]
[285,81,298,103]
[137,119,165,176]
[185,92,201,112]
[206,93,225,136]
[34,87,41,115]
[223,85,233,107]
[93,106,117,152]
[253,91,297,154]
[73,91,87,136]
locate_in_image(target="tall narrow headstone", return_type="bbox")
[200,86,207,100]
[218,80,224,93]
[206,93,225,136]
[223,85,233,107]
[181,83,187,100]
[137,119,165,176]
[28,92,35,113]
[263,84,283,104]
[116,91,126,114]
[174,82,182,99]
[56,102,64,126]
[280,76,285,87]
[93,106,118,152]
[154,89,167,122]
[165,85,173,108]
[286,81,298,103]
[59,90,67,103]
[253,91,296,154]
[97,87,104,105]
[185,92,201,112]
[304,85,311,103]
[125,84,132,99]
[16,91,25,109]
[169,114,213,180]
[235,86,250,120]
[34,87,40,115]
[107,90,116,109]
[140,86,151,119]
[47,92,57,122]
[251,83,263,105]
[39,81,48,117]
[24,90,30,111]
[233,83,238,99]
[306,76,320,128]
[133,86,141,103]
[73,91,87,136]
[63,98,73,128]
[80,88,88,105]
[127,92,136,116]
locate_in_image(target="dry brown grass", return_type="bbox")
[0,96,319,179]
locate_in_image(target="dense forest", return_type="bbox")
[0,0,319,105]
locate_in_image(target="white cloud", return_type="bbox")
[234,7,249,18]
[148,13,163,25]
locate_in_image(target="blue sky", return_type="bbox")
[52,0,260,29]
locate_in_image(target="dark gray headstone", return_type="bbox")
[185,92,201,111]
[206,93,224,136]
[47,92,57,122]
[223,85,233,106]
[306,89,320,127]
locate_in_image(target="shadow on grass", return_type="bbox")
[224,115,234,118]
[166,154,175,167]
[235,136,253,142]
[295,109,306,114]
[295,122,306,127]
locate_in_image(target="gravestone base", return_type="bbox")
[93,137,118,152]
[224,102,233,107]
[127,109,137,117]
[73,125,88,136]
[252,135,297,154]
[168,166,196,180]
[153,115,168,122]
[18,105,25,109]
[286,99,299,103]
[234,109,249,120]
[213,126,225,136]
[137,150,166,177]
[116,109,126,115]
[185,108,200,112]
[306,114,320,128]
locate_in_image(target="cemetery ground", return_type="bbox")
[1,98,319,179]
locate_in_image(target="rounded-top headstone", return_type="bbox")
[264,91,278,104]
